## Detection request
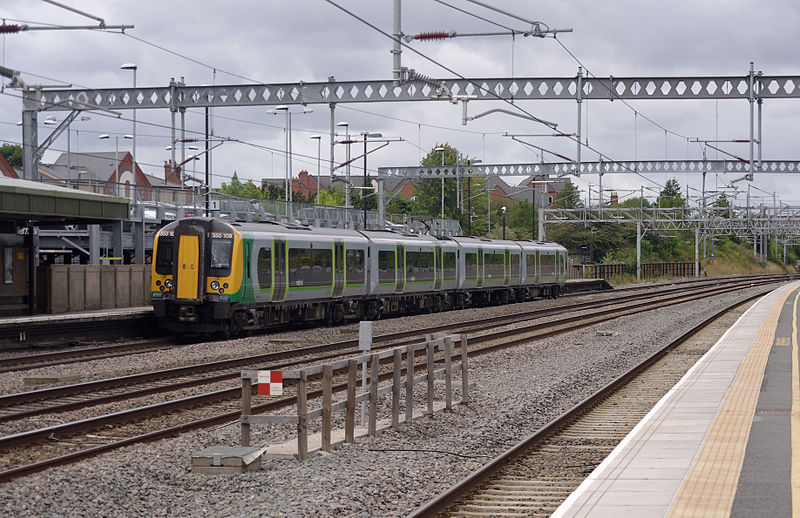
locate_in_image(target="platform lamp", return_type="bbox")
[501,206,507,240]
[310,135,322,204]
[269,105,313,219]
[120,63,138,203]
[99,134,133,197]
[434,146,446,224]
[360,132,383,230]
[336,121,352,208]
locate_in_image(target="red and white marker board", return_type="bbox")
[257,370,283,396]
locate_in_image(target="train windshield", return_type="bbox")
[209,236,233,274]
[154,237,174,275]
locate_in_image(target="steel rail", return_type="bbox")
[0,275,782,422]
[0,279,782,482]
[0,338,177,373]
[407,293,769,517]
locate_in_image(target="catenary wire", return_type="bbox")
[323,0,664,188]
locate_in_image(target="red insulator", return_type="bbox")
[0,24,21,34]
[413,31,450,40]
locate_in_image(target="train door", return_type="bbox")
[434,245,443,290]
[271,238,287,302]
[477,247,484,287]
[176,235,199,299]
[333,241,345,298]
[395,244,406,293]
[504,248,511,284]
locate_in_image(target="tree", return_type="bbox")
[0,144,22,167]
[555,182,583,209]
[657,178,685,207]
[353,176,378,212]
[263,183,284,201]
[617,197,652,209]
[219,172,264,198]
[416,144,461,219]
[318,186,346,207]
[714,193,730,208]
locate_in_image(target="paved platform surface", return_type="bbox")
[0,306,153,326]
[553,280,800,518]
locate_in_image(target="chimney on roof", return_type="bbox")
[164,160,182,185]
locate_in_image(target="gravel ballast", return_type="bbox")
[0,282,784,517]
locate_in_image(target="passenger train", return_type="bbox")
[150,217,568,335]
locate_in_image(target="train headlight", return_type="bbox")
[159,286,165,292]
[164,279,174,289]
[210,280,220,291]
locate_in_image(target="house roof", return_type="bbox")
[51,151,122,182]
[268,171,413,196]
[0,152,17,178]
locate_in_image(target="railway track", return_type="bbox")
[0,275,781,426]
[0,274,782,374]
[0,276,785,482]
[408,293,758,517]
[0,338,178,373]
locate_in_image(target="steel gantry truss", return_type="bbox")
[541,205,800,279]
[18,67,800,181]
[374,159,800,225]
[377,159,800,179]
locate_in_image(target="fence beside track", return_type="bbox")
[571,261,698,280]
[239,334,468,461]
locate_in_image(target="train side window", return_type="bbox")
[525,253,536,277]
[407,250,434,283]
[289,247,333,288]
[443,251,456,282]
[378,249,395,285]
[257,247,272,290]
[541,254,555,277]
[346,249,365,286]
[485,251,503,279]
[510,253,520,279]
[155,237,174,275]
[465,252,477,281]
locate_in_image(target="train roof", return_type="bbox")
[451,235,565,249]
[231,220,363,238]
[169,218,565,251]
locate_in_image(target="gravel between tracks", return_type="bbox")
[0,285,658,396]
[0,282,784,517]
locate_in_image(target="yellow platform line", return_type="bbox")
[667,286,795,518]
[792,290,800,517]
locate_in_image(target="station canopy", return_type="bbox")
[0,176,129,224]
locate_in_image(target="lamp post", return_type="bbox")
[337,122,352,208]
[99,134,133,197]
[311,135,322,204]
[120,63,137,202]
[66,115,91,188]
[269,105,312,220]
[531,180,536,240]
[435,146,445,223]
[501,206,507,240]
[360,131,383,230]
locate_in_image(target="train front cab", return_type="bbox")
[151,218,243,333]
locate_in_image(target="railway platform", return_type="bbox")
[0,306,156,348]
[553,280,800,517]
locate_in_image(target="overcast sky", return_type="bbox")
[1,0,799,206]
